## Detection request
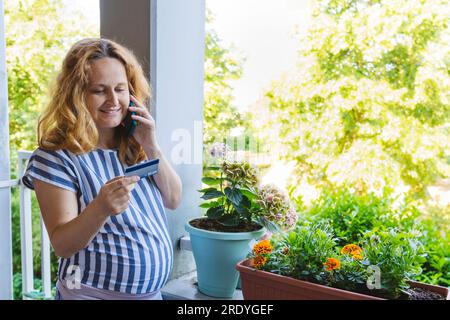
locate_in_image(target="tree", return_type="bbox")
[204,10,245,145]
[259,0,449,199]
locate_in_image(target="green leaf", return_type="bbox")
[198,187,217,193]
[199,201,220,209]
[206,206,225,219]
[204,166,221,170]
[232,196,252,218]
[219,214,241,227]
[201,190,224,200]
[232,202,248,216]
[202,177,222,186]
[224,187,243,206]
[241,195,251,208]
[241,188,259,200]
[256,217,281,233]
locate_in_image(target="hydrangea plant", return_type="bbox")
[199,143,298,231]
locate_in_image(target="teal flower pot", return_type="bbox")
[185,220,265,298]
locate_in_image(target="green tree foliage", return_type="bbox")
[204,11,245,145]
[260,0,449,199]
[5,0,97,173]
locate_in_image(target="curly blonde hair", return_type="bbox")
[38,38,149,165]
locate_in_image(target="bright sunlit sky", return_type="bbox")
[207,0,311,110]
[63,0,311,111]
[62,0,100,28]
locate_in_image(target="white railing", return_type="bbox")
[0,150,52,300]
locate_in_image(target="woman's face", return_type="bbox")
[86,57,129,130]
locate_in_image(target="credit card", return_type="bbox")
[124,158,159,178]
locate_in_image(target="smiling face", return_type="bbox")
[86,57,130,135]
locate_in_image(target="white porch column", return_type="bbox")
[100,0,205,279]
[0,0,13,300]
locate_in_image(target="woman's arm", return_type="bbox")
[34,175,139,258]
[144,145,182,210]
[34,180,107,258]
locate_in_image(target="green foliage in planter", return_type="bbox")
[262,221,337,283]
[200,162,261,227]
[256,225,428,299]
[260,224,370,293]
[200,153,298,231]
[362,229,426,299]
[297,187,450,287]
[330,254,369,293]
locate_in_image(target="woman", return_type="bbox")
[22,38,182,300]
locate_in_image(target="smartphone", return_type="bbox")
[123,100,137,136]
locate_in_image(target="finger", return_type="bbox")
[112,191,131,208]
[110,201,129,216]
[124,182,137,193]
[114,183,135,194]
[104,176,126,191]
[129,95,145,108]
[129,106,152,119]
[117,192,131,203]
[106,176,124,185]
[122,176,140,186]
[110,176,140,191]
[131,114,154,125]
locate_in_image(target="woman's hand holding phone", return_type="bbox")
[127,95,159,152]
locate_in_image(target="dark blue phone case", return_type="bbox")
[125,101,137,136]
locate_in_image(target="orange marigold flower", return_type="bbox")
[341,244,363,256]
[324,258,341,271]
[253,240,273,255]
[352,254,363,260]
[253,255,268,269]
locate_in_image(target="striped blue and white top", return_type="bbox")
[22,147,173,295]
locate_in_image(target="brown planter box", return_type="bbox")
[236,259,450,300]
